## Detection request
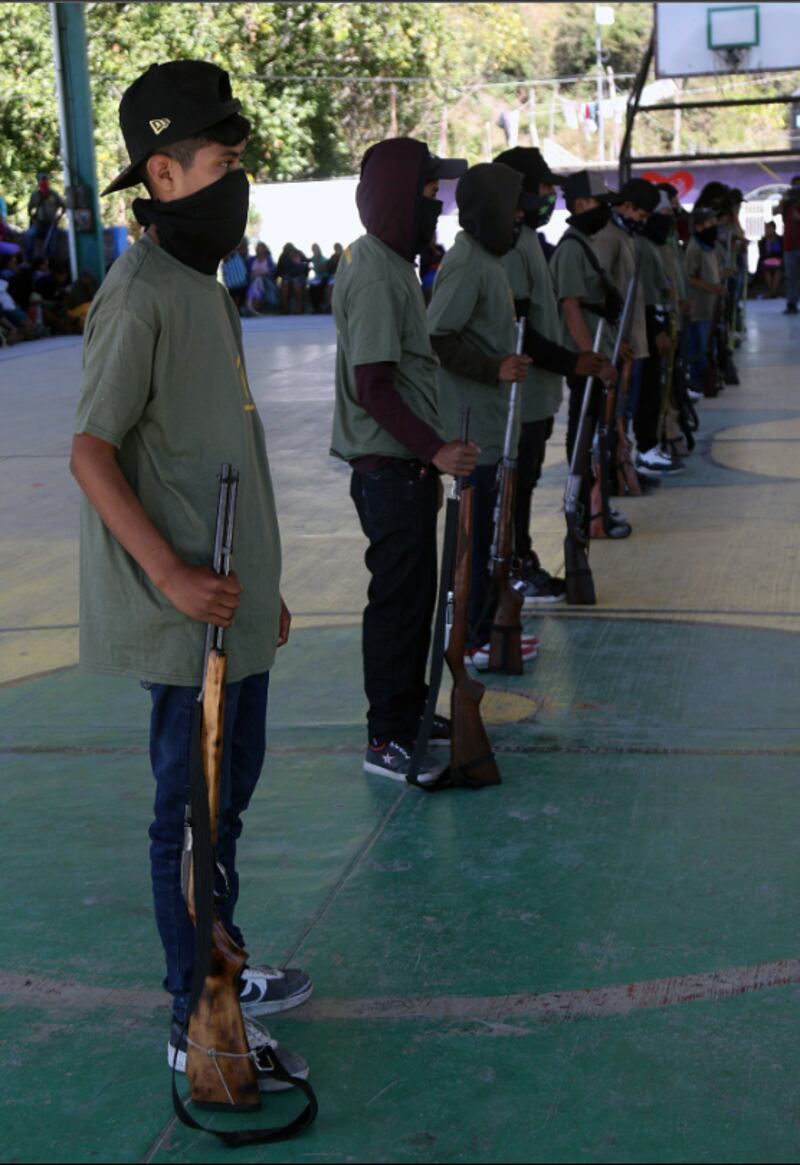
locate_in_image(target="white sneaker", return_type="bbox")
[465,638,539,671]
[637,446,673,469]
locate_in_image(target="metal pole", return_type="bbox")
[596,24,605,164]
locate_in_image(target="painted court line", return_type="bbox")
[2,957,798,1028]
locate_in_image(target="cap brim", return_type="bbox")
[101,160,144,197]
[428,156,468,181]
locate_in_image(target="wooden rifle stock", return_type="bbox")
[183,466,260,1112]
[488,319,526,674]
[445,429,500,788]
[703,292,725,397]
[613,360,642,498]
[563,320,604,605]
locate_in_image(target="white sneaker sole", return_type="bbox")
[240,981,314,1016]
[522,592,565,606]
[363,759,445,784]
[167,1042,309,1091]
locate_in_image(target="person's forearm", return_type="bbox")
[355,363,443,463]
[430,332,502,386]
[561,298,594,352]
[524,323,578,377]
[70,433,180,589]
[687,275,718,293]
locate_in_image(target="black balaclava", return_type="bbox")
[356,137,437,261]
[457,163,523,256]
[133,168,250,275]
[695,224,719,248]
[494,146,558,229]
[567,202,611,236]
[417,195,444,252]
[644,214,672,245]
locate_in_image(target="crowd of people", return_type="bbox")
[221,236,344,316]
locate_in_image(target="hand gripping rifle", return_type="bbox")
[444,411,501,788]
[488,318,526,674]
[563,320,605,606]
[589,265,641,537]
[174,464,317,1148]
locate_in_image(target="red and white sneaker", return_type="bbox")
[465,637,539,671]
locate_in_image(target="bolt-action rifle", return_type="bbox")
[488,318,526,674]
[563,319,604,606]
[703,289,726,398]
[445,413,501,788]
[175,464,317,1147]
[589,267,640,538]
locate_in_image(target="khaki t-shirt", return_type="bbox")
[685,237,721,322]
[592,219,648,359]
[74,234,282,686]
[427,230,516,465]
[502,224,563,423]
[635,235,670,309]
[330,233,442,461]
[550,228,614,360]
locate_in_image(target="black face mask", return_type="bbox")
[644,214,673,245]
[695,226,718,247]
[415,196,443,253]
[523,193,557,230]
[567,203,610,236]
[133,168,250,275]
[612,208,646,237]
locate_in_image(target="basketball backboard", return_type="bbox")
[655,2,800,77]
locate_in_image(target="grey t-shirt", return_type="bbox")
[74,234,282,686]
[592,220,648,359]
[685,237,721,322]
[428,230,516,465]
[550,228,614,359]
[502,224,563,423]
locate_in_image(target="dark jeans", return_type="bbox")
[633,354,662,453]
[148,671,269,1022]
[513,417,554,563]
[467,463,500,651]
[688,320,711,385]
[350,463,438,743]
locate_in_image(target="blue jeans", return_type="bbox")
[688,320,711,386]
[147,672,269,1022]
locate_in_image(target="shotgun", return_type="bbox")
[488,318,526,674]
[563,320,604,606]
[589,266,640,538]
[445,414,501,789]
[180,465,261,1112]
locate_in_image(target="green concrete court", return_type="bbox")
[1,302,799,1163]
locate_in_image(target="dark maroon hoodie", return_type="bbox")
[351,138,444,469]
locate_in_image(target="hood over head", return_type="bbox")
[356,137,431,261]
[456,163,524,256]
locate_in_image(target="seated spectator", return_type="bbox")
[0,210,22,259]
[758,221,783,298]
[307,243,329,313]
[244,241,279,314]
[0,276,40,341]
[222,246,249,310]
[276,242,309,314]
[63,270,98,333]
[324,242,343,312]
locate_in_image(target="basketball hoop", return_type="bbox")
[712,44,752,73]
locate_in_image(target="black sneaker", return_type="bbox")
[783,302,798,315]
[516,568,566,606]
[427,713,451,748]
[239,963,313,1016]
[167,1014,309,1092]
[364,739,446,784]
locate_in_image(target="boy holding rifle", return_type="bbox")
[685,206,726,390]
[550,171,624,537]
[494,147,615,603]
[427,162,541,671]
[70,61,311,1086]
[331,137,478,784]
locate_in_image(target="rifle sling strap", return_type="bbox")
[406,495,459,791]
[170,701,318,1146]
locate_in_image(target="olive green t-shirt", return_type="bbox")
[74,234,282,686]
[549,228,614,359]
[330,233,442,461]
[635,235,670,309]
[591,219,648,359]
[427,230,516,465]
[685,237,721,322]
[502,224,563,423]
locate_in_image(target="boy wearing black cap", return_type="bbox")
[428,162,541,668]
[331,137,479,782]
[70,60,311,1088]
[494,147,614,602]
[550,170,626,536]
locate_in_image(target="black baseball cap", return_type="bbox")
[494,147,563,189]
[562,170,617,206]
[102,60,244,196]
[427,153,468,181]
[617,178,659,213]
